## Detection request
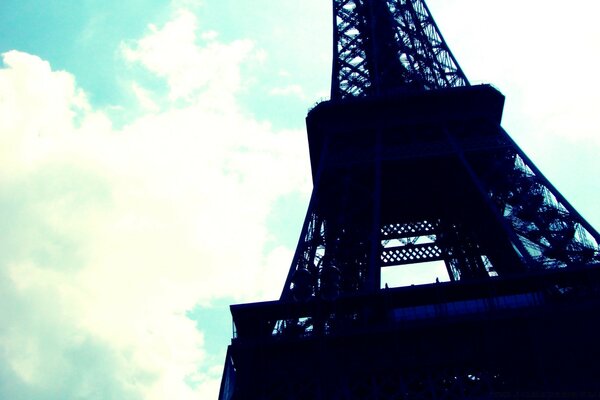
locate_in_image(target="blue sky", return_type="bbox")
[0,1,598,399]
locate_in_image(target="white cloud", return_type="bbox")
[0,8,310,400]
[121,10,258,105]
[428,0,600,146]
[131,82,161,112]
[269,84,306,100]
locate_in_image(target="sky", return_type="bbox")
[0,1,598,399]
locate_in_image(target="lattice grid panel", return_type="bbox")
[381,243,443,265]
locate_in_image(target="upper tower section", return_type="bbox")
[332,0,469,99]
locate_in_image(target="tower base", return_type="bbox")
[221,265,600,399]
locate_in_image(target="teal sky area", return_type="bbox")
[0,0,166,105]
[0,1,598,399]
[0,0,332,128]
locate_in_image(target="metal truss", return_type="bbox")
[381,239,443,266]
[282,170,374,301]
[283,30,600,300]
[472,130,600,269]
[332,0,469,99]
[281,110,600,302]
[220,1,600,398]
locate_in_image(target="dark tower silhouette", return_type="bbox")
[219,1,600,398]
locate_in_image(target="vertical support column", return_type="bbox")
[367,128,383,291]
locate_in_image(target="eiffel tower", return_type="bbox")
[219,1,600,398]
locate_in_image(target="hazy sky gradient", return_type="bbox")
[0,1,598,399]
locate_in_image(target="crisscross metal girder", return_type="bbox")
[481,147,600,268]
[332,0,469,99]
[381,242,444,266]
[381,220,438,240]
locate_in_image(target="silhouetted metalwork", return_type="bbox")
[332,0,468,98]
[220,0,600,398]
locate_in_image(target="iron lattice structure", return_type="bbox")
[281,0,599,301]
[220,1,600,398]
[332,0,468,98]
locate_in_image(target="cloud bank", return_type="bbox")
[0,10,309,400]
